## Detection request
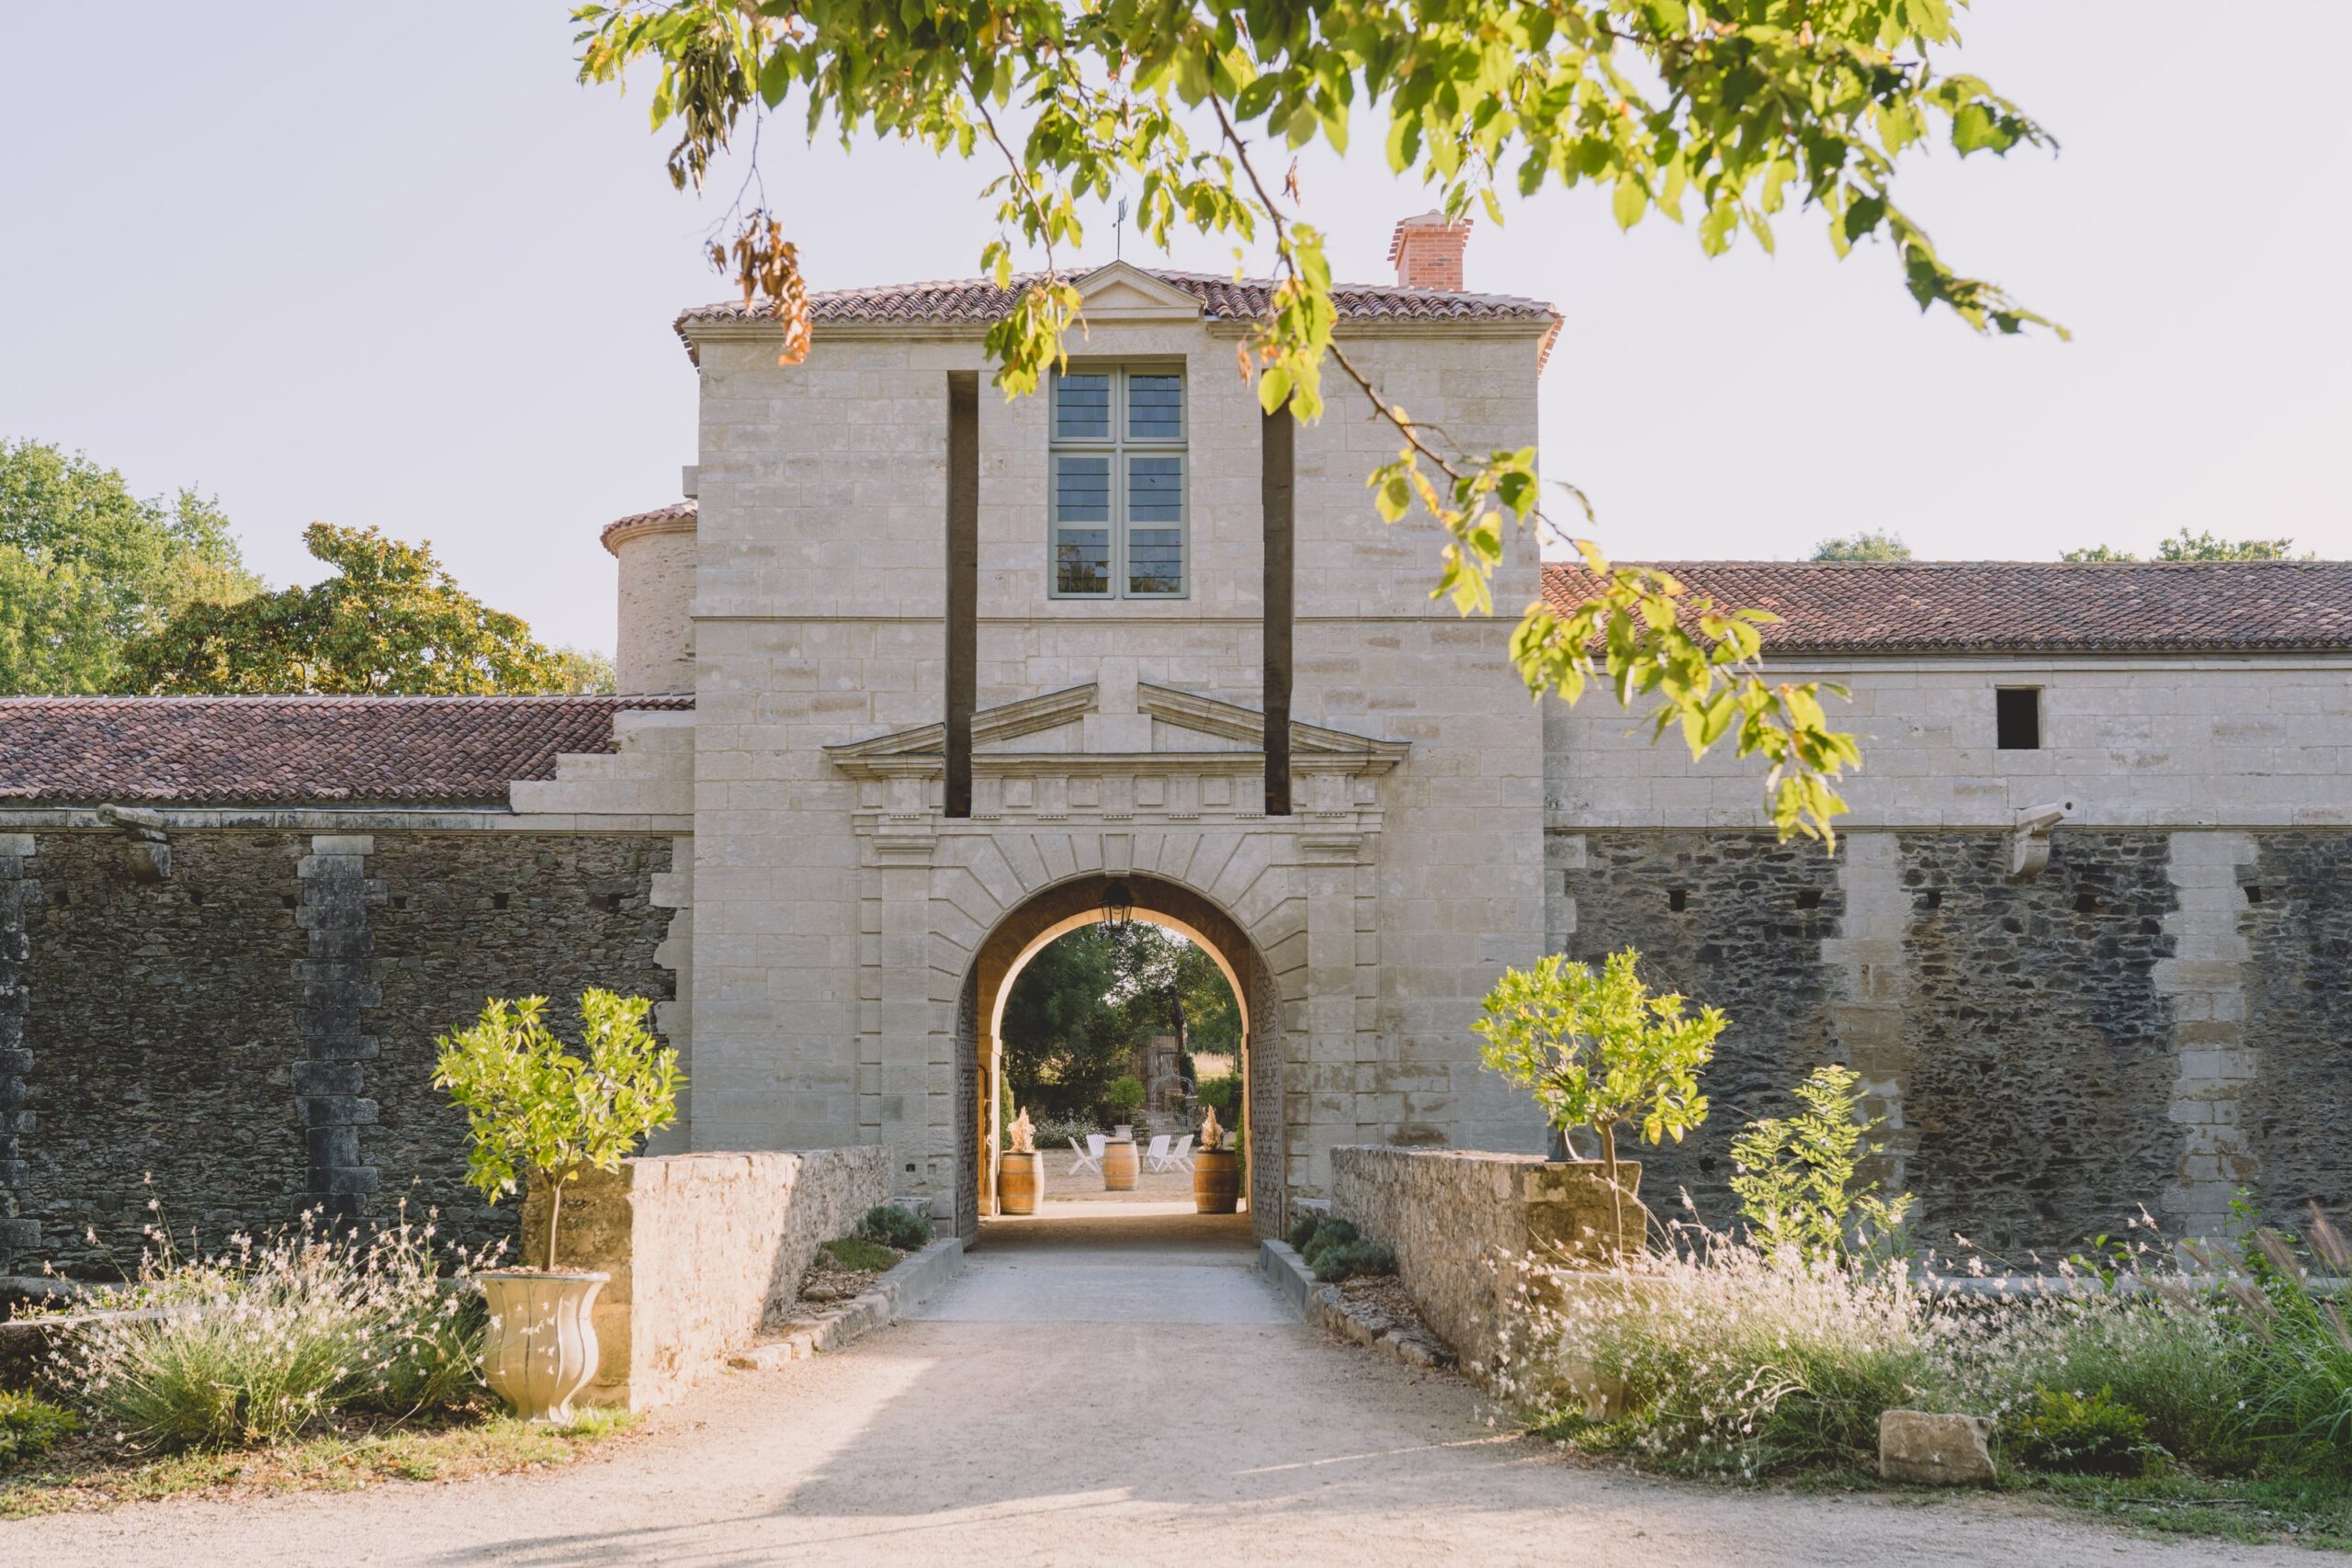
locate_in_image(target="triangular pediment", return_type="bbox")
[1137,683,1410,767]
[1075,261,1204,322]
[823,681,1406,779]
[823,684,1098,764]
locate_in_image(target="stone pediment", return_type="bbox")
[1073,261,1205,323]
[822,682,1408,780]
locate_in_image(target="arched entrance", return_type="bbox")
[956,872,1286,1239]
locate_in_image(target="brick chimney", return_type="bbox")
[1388,210,1472,290]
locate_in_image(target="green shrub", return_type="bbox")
[1728,1064,1913,1265]
[1312,1241,1397,1284]
[1286,1213,1324,1253]
[1197,1074,1239,1112]
[61,1208,491,1451]
[0,1391,78,1468]
[822,1236,898,1273]
[855,1203,933,1251]
[1026,1113,1102,1155]
[1105,1075,1145,1116]
[2005,1385,2160,1477]
[1939,1281,2252,1476]
[1300,1219,1359,1268]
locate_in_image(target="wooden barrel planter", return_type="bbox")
[1102,1138,1139,1191]
[999,1150,1040,1215]
[1193,1147,1240,1213]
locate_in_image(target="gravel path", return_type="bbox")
[0,1213,2312,1567]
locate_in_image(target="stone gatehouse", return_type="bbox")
[4,218,2348,1272]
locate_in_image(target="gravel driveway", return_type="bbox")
[0,1210,2311,1567]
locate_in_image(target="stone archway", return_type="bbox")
[956,873,1288,1240]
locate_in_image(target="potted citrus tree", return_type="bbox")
[435,988,682,1422]
[1473,949,1723,1262]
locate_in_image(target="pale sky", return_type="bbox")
[3,3,2346,657]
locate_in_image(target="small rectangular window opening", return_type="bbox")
[1996,687,2041,750]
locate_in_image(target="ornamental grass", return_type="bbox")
[1495,1203,2352,1485]
[51,1199,496,1452]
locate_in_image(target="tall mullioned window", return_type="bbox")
[1049,366,1186,598]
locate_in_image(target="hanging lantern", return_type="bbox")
[1098,876,1135,931]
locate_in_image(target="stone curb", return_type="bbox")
[1259,1238,1313,1317]
[727,1234,965,1371]
[1305,1282,1457,1371]
[1261,1238,1457,1371]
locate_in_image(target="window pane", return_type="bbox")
[1127,528,1182,594]
[1056,528,1110,594]
[1126,374,1183,440]
[1053,454,1111,522]
[1127,455,1182,523]
[1052,372,1111,439]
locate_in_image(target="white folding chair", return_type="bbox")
[1141,1134,1173,1171]
[1162,1133,1195,1174]
[1068,1134,1104,1176]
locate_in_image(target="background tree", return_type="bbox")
[551,646,620,693]
[2063,529,2308,563]
[0,439,261,694]
[123,523,579,695]
[1810,531,1911,562]
[1000,926,1136,1118]
[576,0,2064,841]
[1001,923,1241,1118]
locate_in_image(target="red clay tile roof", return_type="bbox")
[0,695,693,808]
[1538,560,2352,655]
[673,267,1559,363]
[600,499,697,555]
[681,268,1555,328]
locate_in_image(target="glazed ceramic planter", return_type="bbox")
[478,1270,608,1423]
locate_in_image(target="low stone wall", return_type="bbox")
[1329,1146,1645,1379]
[520,1147,889,1411]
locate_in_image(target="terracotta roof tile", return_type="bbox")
[600,499,697,555]
[0,694,693,808]
[1538,559,2352,655]
[673,267,1558,361]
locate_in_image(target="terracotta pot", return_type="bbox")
[999,1149,1040,1214]
[1102,1138,1139,1191]
[1193,1147,1240,1213]
[479,1270,608,1423]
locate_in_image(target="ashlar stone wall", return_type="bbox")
[681,299,1556,1222]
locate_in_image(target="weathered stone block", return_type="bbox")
[1879,1409,1996,1486]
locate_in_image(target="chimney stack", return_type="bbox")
[1388,210,1472,290]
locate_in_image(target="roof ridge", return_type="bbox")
[1545,558,2338,570]
[0,694,688,708]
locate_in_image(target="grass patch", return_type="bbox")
[0,1407,634,1519]
[2002,1471,2352,1551]
[822,1236,898,1274]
